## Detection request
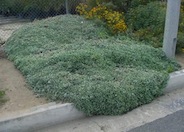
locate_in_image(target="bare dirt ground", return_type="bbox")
[0,59,46,116]
[0,16,47,116]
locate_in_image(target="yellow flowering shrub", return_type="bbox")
[76,3,89,16]
[76,3,127,33]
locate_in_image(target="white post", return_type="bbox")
[163,0,181,58]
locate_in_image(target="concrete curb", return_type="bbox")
[0,70,184,132]
[0,103,85,132]
[164,69,184,93]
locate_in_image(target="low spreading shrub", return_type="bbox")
[5,15,181,115]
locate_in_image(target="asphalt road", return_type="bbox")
[128,109,184,132]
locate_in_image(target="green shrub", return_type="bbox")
[126,2,166,32]
[23,0,65,12]
[125,2,166,47]
[0,0,82,17]
[177,32,184,53]
[126,1,184,52]
[0,0,25,15]
[0,0,65,13]
[177,5,184,53]
[85,0,159,12]
[5,15,181,115]
[130,0,159,8]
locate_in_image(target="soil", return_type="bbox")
[0,59,46,116]
[0,16,47,117]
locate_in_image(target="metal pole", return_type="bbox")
[163,0,181,58]
[65,0,69,14]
